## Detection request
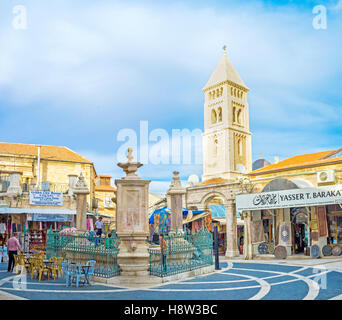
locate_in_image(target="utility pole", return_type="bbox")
[214,225,221,270]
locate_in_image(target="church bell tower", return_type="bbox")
[202,47,252,182]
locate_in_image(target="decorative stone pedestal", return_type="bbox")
[73,173,89,232]
[167,171,186,233]
[115,148,151,277]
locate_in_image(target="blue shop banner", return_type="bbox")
[29,191,63,206]
[28,214,73,222]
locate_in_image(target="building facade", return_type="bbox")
[236,149,342,259]
[0,142,98,250]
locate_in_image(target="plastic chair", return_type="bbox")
[37,259,50,281]
[65,263,86,288]
[49,257,63,280]
[85,260,96,285]
[61,260,69,279]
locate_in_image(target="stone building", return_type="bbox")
[236,148,342,259]
[94,175,116,218]
[0,142,98,249]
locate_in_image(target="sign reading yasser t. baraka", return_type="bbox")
[236,184,342,213]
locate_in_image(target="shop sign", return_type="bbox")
[236,184,342,213]
[29,191,63,206]
[30,214,73,222]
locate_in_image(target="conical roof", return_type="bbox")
[203,52,248,90]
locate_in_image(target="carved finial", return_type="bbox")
[223,45,227,55]
[259,152,263,159]
[127,148,134,163]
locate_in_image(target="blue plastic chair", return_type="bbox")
[61,260,69,279]
[72,263,86,288]
[85,260,96,285]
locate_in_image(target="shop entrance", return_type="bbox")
[291,209,309,255]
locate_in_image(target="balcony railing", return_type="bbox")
[0,182,70,194]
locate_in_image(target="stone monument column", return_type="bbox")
[73,173,89,232]
[243,211,253,260]
[115,148,151,277]
[167,172,186,234]
[225,202,240,258]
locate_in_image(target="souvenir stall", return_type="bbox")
[182,209,210,234]
[149,207,171,244]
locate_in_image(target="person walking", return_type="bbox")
[160,235,168,273]
[95,217,104,237]
[7,233,22,272]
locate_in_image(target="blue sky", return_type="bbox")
[0,0,341,193]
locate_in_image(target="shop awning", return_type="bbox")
[212,217,245,226]
[0,207,107,217]
[183,212,209,224]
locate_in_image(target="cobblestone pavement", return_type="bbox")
[1,259,342,300]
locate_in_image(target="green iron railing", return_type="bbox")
[46,230,120,278]
[149,229,213,277]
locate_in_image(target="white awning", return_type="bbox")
[0,207,100,216]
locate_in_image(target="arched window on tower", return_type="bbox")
[211,109,217,124]
[233,106,236,123]
[218,107,222,122]
[237,109,242,124]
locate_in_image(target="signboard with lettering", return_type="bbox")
[236,184,342,213]
[29,191,63,206]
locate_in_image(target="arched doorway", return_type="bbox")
[291,208,310,255]
[201,193,228,256]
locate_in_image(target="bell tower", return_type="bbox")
[202,47,252,182]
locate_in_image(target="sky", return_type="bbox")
[0,0,341,194]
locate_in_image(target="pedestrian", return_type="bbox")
[105,233,114,249]
[7,233,22,272]
[88,228,100,245]
[95,216,104,236]
[160,235,168,272]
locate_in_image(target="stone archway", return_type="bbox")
[200,191,229,211]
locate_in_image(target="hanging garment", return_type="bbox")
[205,213,213,232]
[194,221,200,232]
[251,220,266,244]
[87,219,90,231]
[154,214,160,234]
[166,215,171,233]
[89,219,94,231]
[39,222,42,230]
[158,211,169,234]
[12,224,16,233]
[0,223,6,234]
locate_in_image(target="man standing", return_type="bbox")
[95,216,104,236]
[7,233,22,272]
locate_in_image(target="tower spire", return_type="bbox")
[223,45,227,56]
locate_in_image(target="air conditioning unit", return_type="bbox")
[317,170,335,183]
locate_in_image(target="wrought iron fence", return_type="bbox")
[46,230,120,278]
[149,229,213,277]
